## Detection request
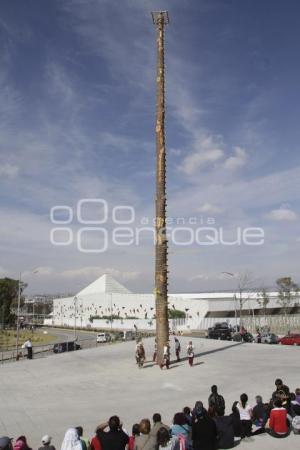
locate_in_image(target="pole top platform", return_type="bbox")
[151,11,169,25]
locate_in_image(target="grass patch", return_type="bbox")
[0,329,56,350]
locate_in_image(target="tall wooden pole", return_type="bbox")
[152,11,169,366]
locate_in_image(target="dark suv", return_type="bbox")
[207,322,232,340]
[53,341,81,353]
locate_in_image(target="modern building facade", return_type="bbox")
[49,274,300,331]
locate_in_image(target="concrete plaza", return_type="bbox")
[0,337,299,449]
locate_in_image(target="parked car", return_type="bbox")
[207,322,232,340]
[53,341,81,353]
[256,332,279,344]
[96,333,111,343]
[278,334,300,346]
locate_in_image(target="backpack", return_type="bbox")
[212,394,225,411]
[292,416,300,434]
[176,434,187,450]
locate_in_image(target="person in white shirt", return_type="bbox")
[187,341,194,367]
[160,343,170,369]
[22,338,33,359]
[237,393,252,438]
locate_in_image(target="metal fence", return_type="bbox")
[242,313,300,334]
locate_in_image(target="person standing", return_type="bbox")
[160,343,170,369]
[22,339,33,359]
[208,385,225,416]
[153,339,157,363]
[186,341,194,367]
[135,342,145,368]
[174,338,181,362]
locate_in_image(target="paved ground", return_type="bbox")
[0,337,299,449]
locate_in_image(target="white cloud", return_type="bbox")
[179,148,224,175]
[0,163,19,177]
[266,207,298,221]
[224,146,247,170]
[197,203,223,214]
[188,274,209,282]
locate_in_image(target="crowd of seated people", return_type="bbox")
[1,379,299,450]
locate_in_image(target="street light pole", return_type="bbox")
[221,272,237,328]
[15,272,22,359]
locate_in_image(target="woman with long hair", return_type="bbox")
[237,394,253,438]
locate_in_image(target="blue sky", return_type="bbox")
[0,0,299,294]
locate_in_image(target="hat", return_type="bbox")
[0,437,12,450]
[41,436,51,445]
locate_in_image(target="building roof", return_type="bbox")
[76,274,132,296]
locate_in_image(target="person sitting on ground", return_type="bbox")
[214,407,235,449]
[128,424,140,450]
[236,394,252,438]
[272,379,290,402]
[208,385,225,417]
[266,399,290,437]
[0,437,13,450]
[157,427,179,450]
[90,428,102,450]
[182,407,192,426]
[38,435,56,450]
[13,439,25,450]
[96,416,129,450]
[76,427,90,450]
[134,419,156,450]
[192,401,217,450]
[170,412,191,446]
[149,414,169,442]
[61,429,82,450]
[229,402,242,438]
[289,393,300,416]
[295,388,300,405]
[15,437,31,450]
[251,395,268,435]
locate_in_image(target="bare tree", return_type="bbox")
[256,287,270,323]
[236,271,255,324]
[276,277,299,330]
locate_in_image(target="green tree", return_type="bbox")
[0,278,27,327]
[276,277,299,331]
[168,309,186,319]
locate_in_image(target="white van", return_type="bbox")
[96,333,110,343]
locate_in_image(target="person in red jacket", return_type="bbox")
[267,399,290,437]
